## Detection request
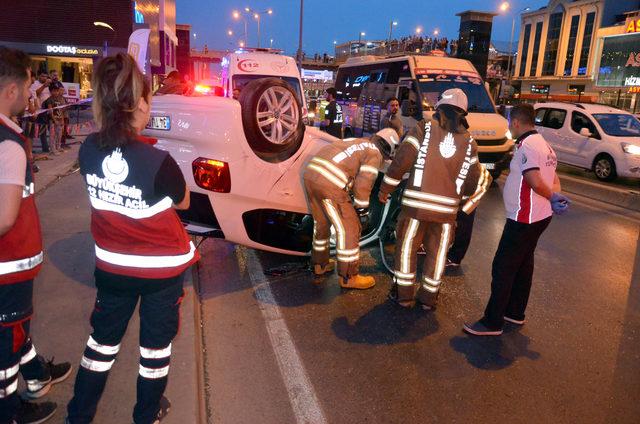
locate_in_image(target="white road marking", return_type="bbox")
[243,248,328,424]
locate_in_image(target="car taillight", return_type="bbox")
[192,158,231,193]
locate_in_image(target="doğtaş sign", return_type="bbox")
[46,45,99,56]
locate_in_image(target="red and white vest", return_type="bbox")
[0,124,44,285]
[79,134,199,279]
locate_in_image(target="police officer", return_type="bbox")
[304,128,399,289]
[380,96,404,138]
[67,54,199,424]
[321,87,343,139]
[0,47,71,424]
[378,89,491,309]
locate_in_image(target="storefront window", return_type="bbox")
[564,15,580,76]
[530,22,543,76]
[577,12,596,76]
[596,33,640,88]
[519,24,532,77]
[542,12,563,76]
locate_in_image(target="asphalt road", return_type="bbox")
[197,185,640,424]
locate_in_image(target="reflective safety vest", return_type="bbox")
[0,124,44,285]
[79,134,199,279]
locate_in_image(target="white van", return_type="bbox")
[334,54,513,178]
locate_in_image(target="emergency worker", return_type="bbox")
[381,96,404,138]
[321,87,343,139]
[378,89,491,309]
[66,54,199,424]
[0,47,71,424]
[304,128,399,289]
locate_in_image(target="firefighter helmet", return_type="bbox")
[373,128,400,159]
[435,88,468,113]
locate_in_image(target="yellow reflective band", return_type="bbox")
[359,165,379,175]
[95,241,196,269]
[383,175,401,186]
[401,218,420,274]
[322,200,346,250]
[139,365,170,379]
[0,380,17,398]
[81,356,115,372]
[396,278,415,286]
[423,276,441,287]
[337,254,359,263]
[401,198,457,214]
[0,252,44,276]
[0,364,19,381]
[313,246,328,252]
[434,224,452,280]
[337,247,359,255]
[20,345,37,365]
[308,164,348,190]
[311,157,349,183]
[421,284,439,293]
[353,198,369,208]
[394,270,415,279]
[87,336,120,356]
[313,239,329,246]
[403,189,458,205]
[140,344,172,359]
[404,136,421,150]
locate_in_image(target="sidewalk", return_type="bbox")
[24,148,201,423]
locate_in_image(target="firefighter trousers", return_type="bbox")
[67,275,185,424]
[392,212,454,307]
[0,280,49,424]
[304,177,361,279]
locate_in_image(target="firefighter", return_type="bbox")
[66,54,199,424]
[0,47,72,424]
[304,128,399,289]
[321,87,343,139]
[378,89,491,309]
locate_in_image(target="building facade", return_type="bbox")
[514,0,639,103]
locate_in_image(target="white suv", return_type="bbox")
[534,102,640,181]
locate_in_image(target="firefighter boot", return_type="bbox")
[313,259,336,276]
[339,274,376,290]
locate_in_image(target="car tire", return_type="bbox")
[593,154,617,182]
[238,77,305,159]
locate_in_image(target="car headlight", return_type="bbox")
[505,130,513,140]
[622,143,640,155]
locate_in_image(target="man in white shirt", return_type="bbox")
[29,71,51,153]
[463,104,569,336]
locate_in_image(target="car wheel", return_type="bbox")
[593,154,617,182]
[239,78,305,158]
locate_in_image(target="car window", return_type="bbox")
[535,108,547,125]
[592,113,640,137]
[544,109,567,129]
[571,111,597,135]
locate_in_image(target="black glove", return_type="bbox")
[355,207,370,228]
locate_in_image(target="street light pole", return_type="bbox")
[255,14,261,48]
[506,16,516,85]
[297,0,304,69]
[387,21,397,53]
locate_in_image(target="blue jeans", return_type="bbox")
[67,275,185,424]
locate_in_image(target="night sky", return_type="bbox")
[177,0,550,56]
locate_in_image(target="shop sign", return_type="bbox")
[46,45,99,56]
[629,86,640,93]
[626,52,640,67]
[626,18,640,33]
[625,76,640,86]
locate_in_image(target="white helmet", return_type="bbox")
[435,88,468,113]
[374,128,400,158]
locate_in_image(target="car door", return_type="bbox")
[541,108,570,162]
[568,111,601,168]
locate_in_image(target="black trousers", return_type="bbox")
[447,209,477,264]
[67,275,185,424]
[483,217,552,329]
[0,281,49,424]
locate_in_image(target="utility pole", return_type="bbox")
[297,0,304,69]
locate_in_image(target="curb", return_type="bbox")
[558,174,640,212]
[191,240,210,424]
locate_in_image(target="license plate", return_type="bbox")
[147,115,171,131]
[481,163,496,170]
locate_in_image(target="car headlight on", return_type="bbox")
[505,130,513,140]
[622,143,640,155]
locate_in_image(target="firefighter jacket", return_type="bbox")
[379,118,491,223]
[79,134,200,279]
[0,124,43,285]
[306,138,383,208]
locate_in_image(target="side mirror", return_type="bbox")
[579,127,592,138]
